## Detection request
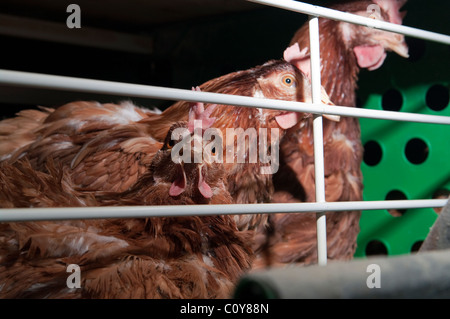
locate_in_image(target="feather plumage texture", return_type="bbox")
[3,101,163,193]
[0,216,253,298]
[0,117,252,298]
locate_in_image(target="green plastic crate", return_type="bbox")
[353,1,449,257]
[356,85,450,255]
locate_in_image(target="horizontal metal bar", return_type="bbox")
[0,199,447,222]
[247,0,450,45]
[0,69,449,125]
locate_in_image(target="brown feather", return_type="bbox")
[0,119,253,299]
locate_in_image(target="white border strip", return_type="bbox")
[247,0,450,45]
[0,199,447,222]
[0,69,449,125]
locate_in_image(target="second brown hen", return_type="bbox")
[254,0,410,268]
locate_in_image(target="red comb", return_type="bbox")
[188,86,217,133]
[283,43,311,78]
[373,0,407,25]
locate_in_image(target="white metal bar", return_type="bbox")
[309,15,327,266]
[0,199,447,222]
[247,0,450,45]
[317,107,450,124]
[309,15,325,204]
[0,69,449,125]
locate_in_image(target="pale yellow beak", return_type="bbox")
[320,86,340,122]
[376,32,409,58]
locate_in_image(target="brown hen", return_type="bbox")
[0,107,252,299]
[0,46,334,232]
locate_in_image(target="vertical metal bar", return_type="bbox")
[309,15,327,266]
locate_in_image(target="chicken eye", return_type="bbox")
[281,75,296,87]
[211,146,216,155]
[165,139,175,149]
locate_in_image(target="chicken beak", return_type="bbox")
[389,35,409,58]
[320,86,341,122]
[323,113,341,122]
[379,32,409,58]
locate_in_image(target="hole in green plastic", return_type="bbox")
[426,84,449,111]
[411,241,423,252]
[365,240,388,256]
[386,190,408,217]
[382,89,403,112]
[363,140,382,166]
[405,138,429,164]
